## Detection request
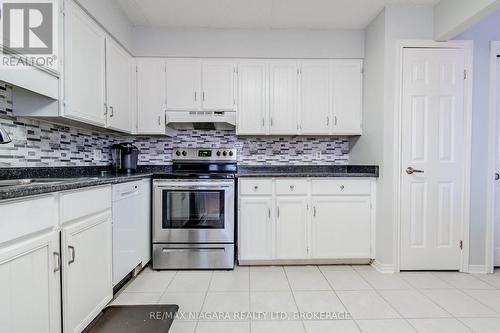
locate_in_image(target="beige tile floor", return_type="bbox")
[112,265,500,333]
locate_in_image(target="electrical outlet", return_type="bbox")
[315,151,322,160]
[93,149,102,161]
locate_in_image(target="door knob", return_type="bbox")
[406,167,424,175]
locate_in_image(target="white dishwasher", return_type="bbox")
[112,179,151,286]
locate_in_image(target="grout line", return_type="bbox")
[194,270,215,332]
[282,266,307,333]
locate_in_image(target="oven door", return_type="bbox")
[153,179,234,243]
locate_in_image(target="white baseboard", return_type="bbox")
[371,260,395,273]
[468,264,489,274]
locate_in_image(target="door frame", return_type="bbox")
[486,41,500,273]
[393,40,474,272]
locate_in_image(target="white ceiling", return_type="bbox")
[116,0,440,30]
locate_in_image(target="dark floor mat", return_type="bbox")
[83,304,179,333]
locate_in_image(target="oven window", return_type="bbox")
[162,190,225,229]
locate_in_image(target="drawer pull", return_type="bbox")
[68,246,76,265]
[254,185,259,191]
[53,252,61,272]
[290,185,295,191]
[340,185,345,191]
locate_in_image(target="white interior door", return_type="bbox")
[400,48,466,271]
[494,55,500,267]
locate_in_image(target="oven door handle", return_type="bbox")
[155,185,232,191]
[161,247,226,253]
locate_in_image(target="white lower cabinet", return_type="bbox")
[311,196,371,258]
[275,197,308,259]
[238,178,375,264]
[0,231,61,333]
[239,197,273,260]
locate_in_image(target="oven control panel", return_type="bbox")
[172,148,237,162]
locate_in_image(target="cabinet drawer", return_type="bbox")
[311,179,371,195]
[275,179,308,195]
[0,195,58,245]
[239,179,273,195]
[61,186,111,223]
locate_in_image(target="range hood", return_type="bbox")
[165,110,236,130]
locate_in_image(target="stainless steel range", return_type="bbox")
[152,148,237,269]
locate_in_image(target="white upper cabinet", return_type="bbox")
[105,37,133,133]
[63,0,106,126]
[332,60,363,135]
[269,61,299,135]
[236,61,269,135]
[201,61,236,111]
[166,59,201,111]
[136,58,166,134]
[299,61,331,135]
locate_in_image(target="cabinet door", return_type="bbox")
[201,61,236,111]
[332,60,363,135]
[0,231,61,333]
[62,212,112,333]
[239,197,273,260]
[300,61,331,134]
[275,197,308,259]
[269,61,299,135]
[236,62,268,135]
[166,60,201,110]
[311,196,371,258]
[136,58,166,134]
[105,37,132,133]
[63,0,106,126]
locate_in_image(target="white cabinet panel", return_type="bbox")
[275,197,308,259]
[63,0,106,126]
[332,60,363,135]
[311,196,371,258]
[239,197,273,260]
[269,61,299,135]
[300,61,331,134]
[0,231,61,333]
[136,58,166,134]
[166,60,201,111]
[62,212,112,333]
[236,61,268,135]
[201,61,236,111]
[105,37,133,133]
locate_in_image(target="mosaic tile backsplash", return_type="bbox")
[0,83,349,167]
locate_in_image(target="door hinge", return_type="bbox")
[459,240,463,250]
[464,69,467,80]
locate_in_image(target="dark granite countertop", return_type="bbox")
[0,166,171,201]
[0,164,378,200]
[236,165,379,178]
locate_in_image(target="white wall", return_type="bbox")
[454,10,500,266]
[132,28,365,58]
[76,0,134,52]
[350,4,435,270]
[434,0,500,41]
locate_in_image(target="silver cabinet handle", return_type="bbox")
[202,92,205,101]
[334,116,338,126]
[158,116,161,126]
[313,206,316,217]
[290,185,295,191]
[53,252,61,272]
[340,185,345,191]
[194,91,197,101]
[268,207,271,219]
[270,117,273,126]
[68,246,75,265]
[406,167,424,175]
[254,185,259,191]
[496,173,499,181]
[262,118,265,127]
[109,106,114,118]
[277,207,280,218]
[327,116,330,126]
